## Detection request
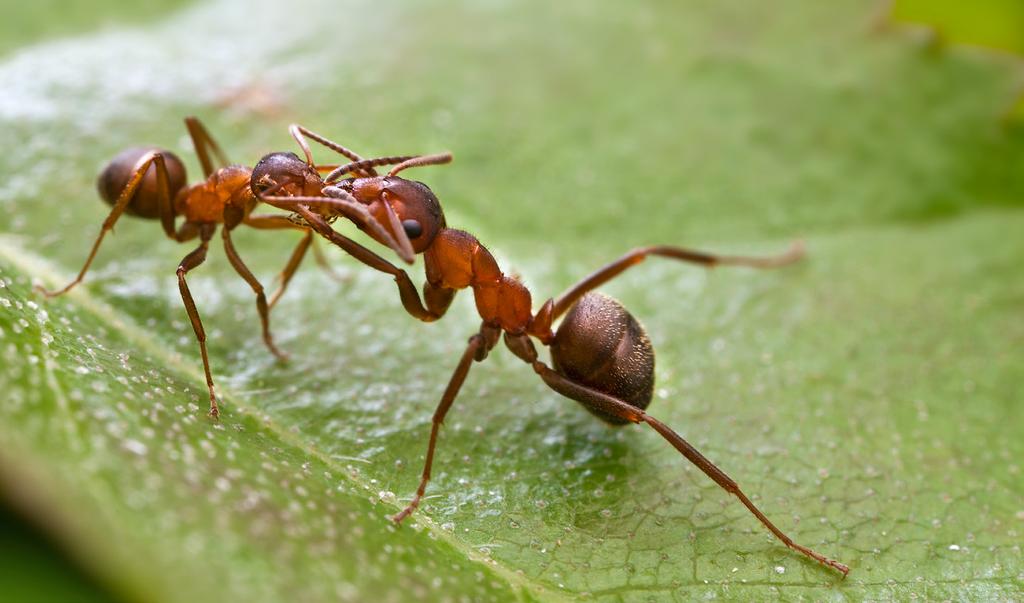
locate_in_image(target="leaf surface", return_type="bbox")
[1,0,1022,601]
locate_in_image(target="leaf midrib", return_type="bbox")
[0,236,575,603]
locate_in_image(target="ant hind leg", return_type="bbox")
[37,151,176,297]
[552,242,805,318]
[522,354,850,576]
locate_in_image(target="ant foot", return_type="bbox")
[392,504,416,524]
[33,282,68,298]
[207,386,220,419]
[264,336,289,362]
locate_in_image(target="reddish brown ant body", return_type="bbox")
[255,126,851,576]
[38,118,413,417]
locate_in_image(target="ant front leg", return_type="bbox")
[552,242,805,317]
[176,225,222,417]
[221,220,287,361]
[259,191,414,263]
[38,151,178,297]
[242,214,346,309]
[291,206,456,322]
[393,324,501,523]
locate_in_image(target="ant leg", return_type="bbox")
[242,214,346,306]
[184,116,229,178]
[552,242,805,318]
[176,226,221,417]
[259,192,414,263]
[310,238,348,285]
[221,225,288,361]
[38,152,176,297]
[173,221,200,243]
[292,206,456,321]
[265,234,346,308]
[243,213,310,308]
[394,325,500,523]
[524,355,849,576]
[268,230,312,309]
[265,235,348,307]
[242,214,305,231]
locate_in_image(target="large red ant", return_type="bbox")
[254,127,851,576]
[38,117,414,417]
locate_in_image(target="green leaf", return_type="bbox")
[891,0,1024,55]
[1,0,1022,601]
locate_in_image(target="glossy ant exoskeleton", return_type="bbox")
[38,117,413,417]
[254,126,850,576]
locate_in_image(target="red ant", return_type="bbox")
[37,117,413,417]
[254,127,851,576]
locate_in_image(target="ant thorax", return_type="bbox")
[177,165,255,223]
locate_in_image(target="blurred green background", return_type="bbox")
[0,1,1021,601]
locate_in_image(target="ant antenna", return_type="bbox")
[324,155,418,183]
[289,124,363,166]
[388,153,453,177]
[324,152,454,183]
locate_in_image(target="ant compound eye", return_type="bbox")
[402,219,423,239]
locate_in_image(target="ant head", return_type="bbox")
[332,153,452,255]
[350,176,446,254]
[250,151,322,197]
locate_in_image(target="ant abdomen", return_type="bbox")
[550,292,655,424]
[97,147,187,219]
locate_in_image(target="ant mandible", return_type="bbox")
[254,126,851,576]
[38,117,413,417]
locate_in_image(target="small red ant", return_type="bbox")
[38,117,413,417]
[254,126,851,576]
